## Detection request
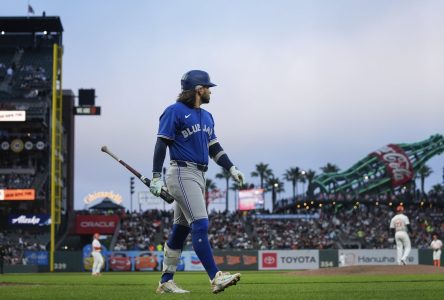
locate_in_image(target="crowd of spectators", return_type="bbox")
[251,202,443,250]
[0,174,33,189]
[113,210,164,251]
[110,198,443,251]
[2,195,442,265]
[1,47,51,99]
[0,229,48,265]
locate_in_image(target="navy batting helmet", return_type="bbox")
[181,70,216,91]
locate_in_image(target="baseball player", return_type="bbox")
[150,70,244,294]
[430,233,442,267]
[389,205,411,265]
[91,233,104,276]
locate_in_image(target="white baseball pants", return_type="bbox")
[395,231,411,263]
[433,249,441,260]
[92,252,104,274]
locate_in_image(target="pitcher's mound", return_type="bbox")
[288,265,444,276]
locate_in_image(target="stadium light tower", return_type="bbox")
[130,176,135,212]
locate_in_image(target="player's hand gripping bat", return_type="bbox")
[101,145,174,204]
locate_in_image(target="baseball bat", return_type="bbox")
[100,145,174,204]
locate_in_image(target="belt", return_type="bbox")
[171,160,208,172]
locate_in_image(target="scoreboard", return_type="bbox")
[74,106,101,115]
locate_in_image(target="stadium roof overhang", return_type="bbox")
[0,16,63,33]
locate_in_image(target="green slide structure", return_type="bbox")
[312,134,444,195]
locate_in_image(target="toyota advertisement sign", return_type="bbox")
[75,215,120,234]
[259,250,319,270]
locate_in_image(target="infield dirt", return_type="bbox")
[288,265,444,276]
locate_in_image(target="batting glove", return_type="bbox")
[149,175,164,197]
[229,166,244,186]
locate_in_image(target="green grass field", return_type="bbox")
[1,271,444,300]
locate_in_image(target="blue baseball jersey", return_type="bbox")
[157,102,217,165]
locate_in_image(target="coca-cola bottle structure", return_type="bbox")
[312,134,444,196]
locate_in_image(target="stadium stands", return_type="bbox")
[105,192,443,252]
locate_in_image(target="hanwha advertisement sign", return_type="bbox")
[259,250,319,270]
[75,215,120,234]
[339,249,418,266]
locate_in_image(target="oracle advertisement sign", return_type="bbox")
[259,250,319,270]
[75,215,119,234]
[339,249,418,266]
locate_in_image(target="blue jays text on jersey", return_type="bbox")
[157,102,217,165]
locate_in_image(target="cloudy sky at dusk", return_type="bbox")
[3,0,443,211]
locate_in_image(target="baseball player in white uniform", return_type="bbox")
[91,233,104,276]
[430,233,442,267]
[389,205,411,265]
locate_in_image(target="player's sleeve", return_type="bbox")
[404,216,410,225]
[208,112,217,144]
[389,218,394,229]
[209,141,234,171]
[152,137,171,174]
[157,106,178,141]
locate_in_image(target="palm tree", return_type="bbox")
[417,165,433,195]
[320,163,340,173]
[215,167,231,211]
[320,163,340,193]
[283,167,300,200]
[251,162,273,189]
[305,169,317,197]
[205,178,217,208]
[430,184,443,194]
[266,176,285,210]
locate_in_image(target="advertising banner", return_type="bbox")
[253,213,320,220]
[0,110,26,121]
[8,214,51,226]
[238,188,265,211]
[0,189,35,201]
[213,250,258,270]
[182,250,205,271]
[75,215,120,234]
[259,250,319,270]
[23,251,48,265]
[338,249,418,266]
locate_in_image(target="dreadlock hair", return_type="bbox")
[177,90,196,108]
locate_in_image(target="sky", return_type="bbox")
[2,0,443,211]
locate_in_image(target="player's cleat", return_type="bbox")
[210,271,241,294]
[401,259,406,266]
[156,280,190,294]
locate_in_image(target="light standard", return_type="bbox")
[272,182,279,210]
[130,176,135,212]
[300,170,306,196]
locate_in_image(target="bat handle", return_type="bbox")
[140,176,174,204]
[160,188,175,204]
